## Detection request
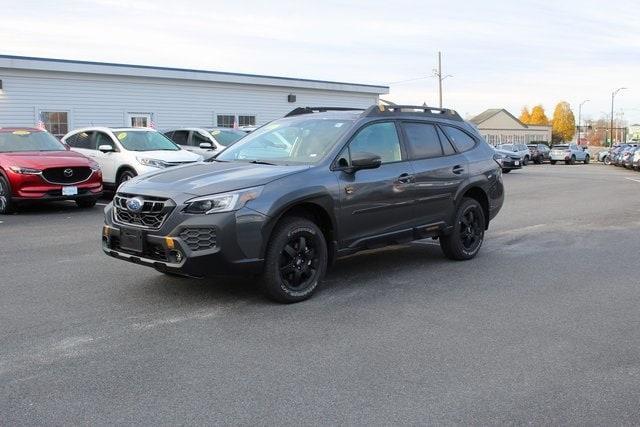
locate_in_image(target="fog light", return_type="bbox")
[165,237,175,249]
[169,250,183,263]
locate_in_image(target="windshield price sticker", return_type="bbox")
[117,132,127,140]
[13,130,31,136]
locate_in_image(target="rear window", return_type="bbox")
[401,122,443,159]
[442,126,476,152]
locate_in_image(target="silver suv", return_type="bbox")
[497,143,531,165]
[550,143,590,165]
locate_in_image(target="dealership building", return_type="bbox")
[0,55,388,137]
[470,108,552,145]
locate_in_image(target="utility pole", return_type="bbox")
[578,99,589,145]
[610,87,626,146]
[433,51,452,108]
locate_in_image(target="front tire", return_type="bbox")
[0,175,13,214]
[603,156,611,165]
[440,198,486,261]
[117,169,137,187]
[569,156,576,165]
[260,217,327,303]
[502,169,511,173]
[550,160,557,165]
[522,156,529,166]
[584,155,590,164]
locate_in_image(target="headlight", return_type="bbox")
[493,153,505,165]
[9,166,41,174]
[183,186,263,214]
[90,162,101,171]
[137,157,169,168]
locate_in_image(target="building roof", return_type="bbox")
[0,54,389,95]
[470,108,551,129]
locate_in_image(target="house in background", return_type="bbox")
[469,108,551,146]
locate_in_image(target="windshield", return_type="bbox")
[216,117,354,164]
[210,129,245,147]
[553,145,569,149]
[115,131,180,151]
[0,130,66,153]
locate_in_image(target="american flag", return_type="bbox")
[36,114,46,131]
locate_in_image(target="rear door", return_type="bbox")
[335,121,417,249]
[401,121,468,226]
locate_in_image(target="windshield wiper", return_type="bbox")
[247,160,276,165]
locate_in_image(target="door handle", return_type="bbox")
[452,165,465,175]
[396,173,414,184]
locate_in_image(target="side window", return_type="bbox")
[401,122,442,159]
[68,131,93,149]
[192,131,211,147]
[95,132,114,150]
[442,126,476,153]
[170,130,189,145]
[437,127,456,155]
[349,122,402,164]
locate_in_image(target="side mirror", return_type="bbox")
[98,144,115,153]
[348,152,382,172]
[199,142,214,150]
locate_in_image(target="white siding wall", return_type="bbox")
[0,69,380,129]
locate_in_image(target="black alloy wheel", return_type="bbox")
[261,217,327,303]
[440,197,486,260]
[117,169,136,186]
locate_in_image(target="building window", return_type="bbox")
[238,115,256,127]
[40,111,69,136]
[217,115,236,128]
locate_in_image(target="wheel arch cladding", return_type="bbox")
[265,200,336,266]
[461,186,490,230]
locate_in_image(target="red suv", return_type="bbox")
[0,128,103,214]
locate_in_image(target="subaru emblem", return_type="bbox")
[126,197,144,212]
[63,168,74,177]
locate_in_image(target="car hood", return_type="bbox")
[119,161,310,199]
[494,149,519,158]
[0,150,93,168]
[134,149,201,162]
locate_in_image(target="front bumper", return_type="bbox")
[102,202,268,278]
[499,158,522,170]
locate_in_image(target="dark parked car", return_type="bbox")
[102,105,505,302]
[527,143,550,164]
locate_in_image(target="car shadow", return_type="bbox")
[139,241,446,305]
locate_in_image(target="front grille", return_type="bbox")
[113,194,174,230]
[179,228,217,250]
[166,161,198,167]
[42,167,92,184]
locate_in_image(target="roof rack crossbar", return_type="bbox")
[364,104,462,121]
[284,106,366,118]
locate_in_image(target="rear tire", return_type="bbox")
[569,155,576,165]
[76,197,97,209]
[440,198,486,261]
[260,217,327,303]
[0,175,13,214]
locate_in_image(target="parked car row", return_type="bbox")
[601,143,640,170]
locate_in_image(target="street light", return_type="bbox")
[577,99,589,145]
[610,87,627,146]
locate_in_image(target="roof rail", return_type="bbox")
[363,104,462,121]
[284,106,365,118]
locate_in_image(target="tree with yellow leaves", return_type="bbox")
[519,107,531,124]
[551,101,576,142]
[529,105,550,125]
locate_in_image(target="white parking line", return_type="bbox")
[625,177,640,183]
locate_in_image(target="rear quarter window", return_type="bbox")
[442,126,476,152]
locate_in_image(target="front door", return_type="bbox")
[93,132,120,184]
[127,113,152,128]
[335,121,417,249]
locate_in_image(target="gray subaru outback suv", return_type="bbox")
[103,105,504,302]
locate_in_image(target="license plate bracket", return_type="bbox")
[120,227,144,253]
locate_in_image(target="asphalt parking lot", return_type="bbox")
[1,164,640,424]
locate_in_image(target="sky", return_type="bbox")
[2,0,639,123]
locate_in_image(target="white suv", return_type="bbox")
[62,127,202,187]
